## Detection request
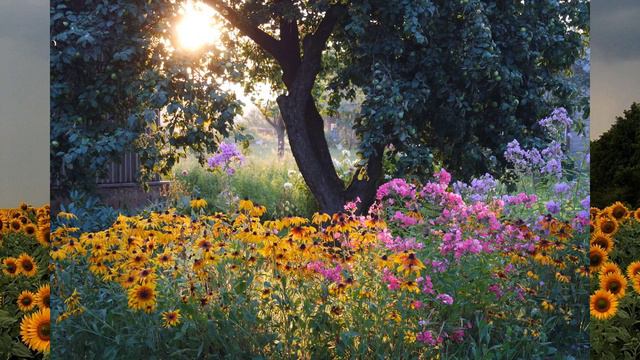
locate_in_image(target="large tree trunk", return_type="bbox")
[277,90,383,214]
[207,1,382,214]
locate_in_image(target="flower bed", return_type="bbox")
[590,203,640,359]
[0,204,51,358]
[52,168,589,358]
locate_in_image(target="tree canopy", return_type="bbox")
[591,103,640,208]
[51,0,589,213]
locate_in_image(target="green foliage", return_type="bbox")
[328,0,589,180]
[56,191,119,232]
[171,156,318,219]
[591,103,640,208]
[51,0,589,205]
[50,0,242,191]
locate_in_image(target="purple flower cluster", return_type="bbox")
[207,142,245,175]
[453,173,497,203]
[504,139,564,178]
[538,107,573,130]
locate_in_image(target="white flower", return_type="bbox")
[283,182,293,191]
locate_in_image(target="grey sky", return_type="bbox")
[591,0,640,139]
[0,0,49,207]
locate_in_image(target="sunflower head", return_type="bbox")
[590,232,614,253]
[590,290,618,320]
[627,261,640,280]
[608,202,629,221]
[600,262,622,277]
[632,276,640,295]
[589,245,608,272]
[17,290,37,312]
[598,217,619,236]
[10,219,23,232]
[35,284,50,309]
[20,307,50,353]
[600,272,628,298]
[2,257,20,276]
[17,253,38,277]
[24,223,37,236]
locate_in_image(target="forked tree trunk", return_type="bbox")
[206,1,382,213]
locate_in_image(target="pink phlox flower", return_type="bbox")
[436,293,454,305]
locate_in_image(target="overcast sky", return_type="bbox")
[591,0,640,139]
[0,0,49,207]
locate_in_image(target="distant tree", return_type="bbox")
[51,0,589,213]
[253,99,286,158]
[591,103,640,208]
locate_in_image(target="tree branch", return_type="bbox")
[204,0,284,62]
[289,4,347,95]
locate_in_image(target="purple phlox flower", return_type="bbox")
[580,196,590,209]
[545,200,561,214]
[553,182,570,194]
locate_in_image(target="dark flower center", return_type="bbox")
[609,281,620,292]
[22,260,34,271]
[590,254,602,266]
[138,288,152,300]
[37,322,51,340]
[596,298,610,311]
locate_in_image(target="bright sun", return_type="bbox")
[176,1,219,51]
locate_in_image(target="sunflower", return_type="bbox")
[17,290,37,312]
[600,272,627,298]
[590,232,614,253]
[36,227,51,247]
[128,283,157,313]
[17,253,38,277]
[634,208,640,222]
[2,257,20,276]
[600,262,622,277]
[598,217,619,236]
[10,218,22,232]
[23,223,37,236]
[20,307,50,353]
[590,290,618,320]
[162,309,182,327]
[589,245,608,272]
[627,261,640,280]
[608,202,630,221]
[35,284,50,309]
[632,276,640,294]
